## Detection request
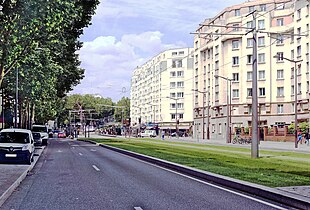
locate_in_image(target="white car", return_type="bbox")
[32,125,48,145]
[0,128,35,164]
[140,130,157,138]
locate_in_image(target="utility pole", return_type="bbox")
[250,11,259,158]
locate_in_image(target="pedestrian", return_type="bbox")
[297,130,303,144]
[161,130,165,140]
[304,130,309,146]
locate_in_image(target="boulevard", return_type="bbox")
[1,138,288,210]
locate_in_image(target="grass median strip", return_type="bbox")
[80,137,310,188]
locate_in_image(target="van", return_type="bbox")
[0,128,35,164]
[140,130,157,138]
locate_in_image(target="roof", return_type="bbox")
[1,128,32,134]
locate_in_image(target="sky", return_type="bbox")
[70,0,246,102]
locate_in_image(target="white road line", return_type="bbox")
[92,165,100,172]
[122,154,287,210]
[79,153,83,156]
[91,149,96,152]
[134,207,143,210]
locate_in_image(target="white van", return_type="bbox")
[0,128,35,164]
[140,130,157,138]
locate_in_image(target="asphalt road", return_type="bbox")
[2,138,289,210]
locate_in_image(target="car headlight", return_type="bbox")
[22,145,29,151]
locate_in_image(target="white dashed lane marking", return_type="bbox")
[79,153,83,156]
[92,165,100,172]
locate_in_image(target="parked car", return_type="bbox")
[32,132,44,146]
[31,125,48,145]
[0,128,35,164]
[140,130,157,138]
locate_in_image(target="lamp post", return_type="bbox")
[167,97,179,138]
[192,89,209,140]
[214,75,232,143]
[273,55,303,148]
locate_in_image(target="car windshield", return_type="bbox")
[32,133,41,140]
[0,132,30,144]
[32,127,47,133]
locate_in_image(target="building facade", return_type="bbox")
[193,0,310,140]
[130,48,194,133]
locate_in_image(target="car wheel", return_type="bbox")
[26,154,32,165]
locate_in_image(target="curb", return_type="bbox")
[0,146,45,207]
[81,139,310,210]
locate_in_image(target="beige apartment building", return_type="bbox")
[130,48,194,133]
[193,0,310,140]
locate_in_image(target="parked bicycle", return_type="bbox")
[232,135,252,144]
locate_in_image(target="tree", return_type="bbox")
[0,0,99,127]
[114,97,130,123]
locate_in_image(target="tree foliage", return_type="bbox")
[0,0,99,126]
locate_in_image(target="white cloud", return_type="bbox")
[72,31,186,101]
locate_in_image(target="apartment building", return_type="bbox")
[130,48,194,133]
[193,0,310,140]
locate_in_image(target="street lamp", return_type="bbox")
[192,89,210,140]
[273,54,303,148]
[166,96,179,138]
[214,75,232,143]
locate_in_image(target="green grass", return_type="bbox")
[80,137,310,188]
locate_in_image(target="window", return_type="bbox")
[171,114,176,119]
[260,4,267,11]
[247,21,253,30]
[177,71,184,77]
[276,3,284,10]
[297,46,301,57]
[179,51,184,55]
[276,34,283,44]
[172,52,177,56]
[247,55,253,64]
[297,27,301,35]
[177,92,184,98]
[232,56,239,65]
[258,53,265,63]
[177,103,184,109]
[232,89,239,98]
[172,60,182,68]
[179,113,184,119]
[277,69,284,79]
[258,20,265,29]
[291,85,295,95]
[249,6,255,13]
[170,82,176,88]
[298,83,301,94]
[247,88,252,97]
[232,24,239,31]
[276,52,284,61]
[259,87,265,96]
[177,81,184,88]
[232,73,239,82]
[235,9,240,16]
[232,40,239,49]
[297,9,301,19]
[258,70,265,80]
[247,38,253,47]
[291,50,294,60]
[247,71,252,81]
[277,104,284,113]
[170,93,176,98]
[258,37,265,46]
[276,18,284,26]
[215,45,219,54]
[170,71,176,77]
[170,103,176,109]
[277,87,284,97]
